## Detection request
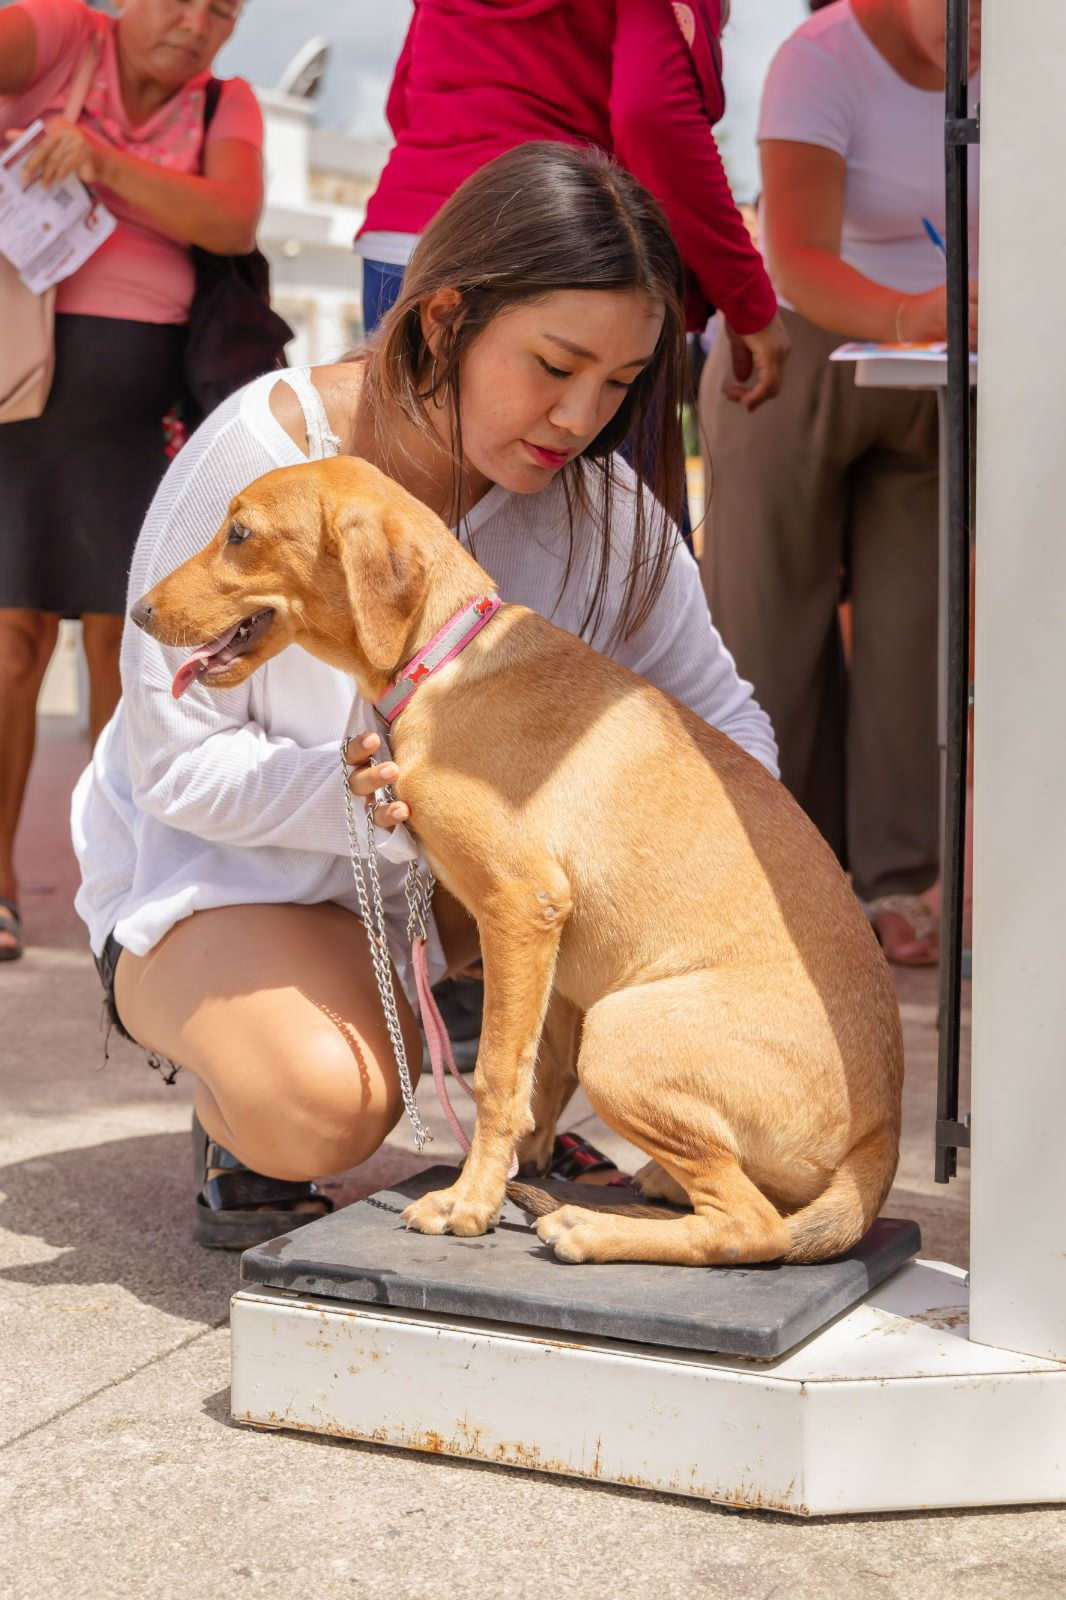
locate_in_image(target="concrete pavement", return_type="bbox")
[3,716,1064,1600]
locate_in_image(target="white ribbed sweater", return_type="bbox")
[71,370,778,996]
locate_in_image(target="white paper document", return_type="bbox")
[0,119,115,294]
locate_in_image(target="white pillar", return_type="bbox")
[968,0,1066,1360]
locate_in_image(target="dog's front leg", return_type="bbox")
[514,989,581,1175]
[403,870,570,1237]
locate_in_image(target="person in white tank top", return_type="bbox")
[71,143,779,1249]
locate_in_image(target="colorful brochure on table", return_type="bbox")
[830,340,975,362]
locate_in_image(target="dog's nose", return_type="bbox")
[129,598,153,633]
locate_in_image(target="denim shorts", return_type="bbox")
[92,930,135,1043]
[92,930,180,1082]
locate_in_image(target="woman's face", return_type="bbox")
[904,0,981,75]
[118,0,242,89]
[431,288,665,500]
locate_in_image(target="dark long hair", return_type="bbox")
[363,141,688,646]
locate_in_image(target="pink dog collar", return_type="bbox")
[374,594,502,724]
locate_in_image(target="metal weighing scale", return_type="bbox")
[228,1169,1066,1515]
[230,2,1066,1514]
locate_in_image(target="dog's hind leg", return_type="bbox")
[536,979,792,1266]
[537,1152,791,1266]
[632,1159,689,1207]
[403,868,570,1238]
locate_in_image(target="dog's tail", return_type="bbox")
[782,1125,899,1264]
[504,1180,685,1222]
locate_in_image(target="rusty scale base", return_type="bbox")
[229,1169,1066,1514]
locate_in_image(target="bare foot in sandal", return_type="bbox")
[0,898,23,962]
[864,894,939,967]
[192,1115,334,1250]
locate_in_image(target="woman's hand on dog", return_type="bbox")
[343,732,410,829]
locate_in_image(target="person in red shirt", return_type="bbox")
[357,0,789,412]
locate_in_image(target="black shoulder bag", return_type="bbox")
[182,78,294,425]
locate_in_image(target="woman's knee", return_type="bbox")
[0,611,59,686]
[115,905,424,1178]
[223,1019,421,1180]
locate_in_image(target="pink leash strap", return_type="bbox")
[413,937,474,1154]
[411,938,518,1180]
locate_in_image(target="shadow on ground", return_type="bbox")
[0,1132,238,1320]
[0,1130,436,1324]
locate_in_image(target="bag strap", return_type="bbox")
[203,77,223,130]
[62,34,100,123]
[200,76,222,172]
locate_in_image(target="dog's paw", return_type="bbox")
[535,1203,603,1263]
[402,1186,502,1237]
[632,1159,690,1207]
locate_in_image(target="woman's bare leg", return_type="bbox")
[81,613,124,747]
[0,609,59,952]
[114,902,424,1181]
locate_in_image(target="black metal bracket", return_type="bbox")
[934,0,978,1183]
[936,1117,971,1153]
[946,115,980,145]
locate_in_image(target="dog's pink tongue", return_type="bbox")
[171,650,215,700]
[170,620,242,699]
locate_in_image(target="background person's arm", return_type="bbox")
[610,0,788,408]
[760,139,974,343]
[19,98,263,255]
[0,5,37,94]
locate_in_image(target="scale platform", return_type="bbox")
[229,1166,1063,1512]
[238,1165,919,1359]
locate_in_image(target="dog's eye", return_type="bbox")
[227,522,253,545]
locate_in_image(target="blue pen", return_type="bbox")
[921,216,947,258]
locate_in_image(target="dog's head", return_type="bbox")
[132,456,454,700]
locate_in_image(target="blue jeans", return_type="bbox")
[361,258,407,335]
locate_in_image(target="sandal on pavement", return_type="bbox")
[191,1114,334,1250]
[863,893,939,968]
[0,899,23,963]
[550,1130,630,1187]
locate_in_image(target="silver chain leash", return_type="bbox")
[340,741,433,1151]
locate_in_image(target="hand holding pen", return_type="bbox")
[907,217,978,346]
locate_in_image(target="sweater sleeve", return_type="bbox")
[118,398,418,866]
[610,0,777,334]
[607,535,780,777]
[383,13,415,141]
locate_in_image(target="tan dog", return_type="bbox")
[132,456,903,1266]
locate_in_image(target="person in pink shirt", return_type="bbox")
[0,0,264,962]
[357,0,789,411]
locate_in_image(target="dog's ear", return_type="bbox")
[332,499,431,677]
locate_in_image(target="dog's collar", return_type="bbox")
[374,593,502,724]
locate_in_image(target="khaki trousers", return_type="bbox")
[699,307,940,903]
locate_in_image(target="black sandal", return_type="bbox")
[0,899,23,963]
[192,1114,334,1250]
[550,1130,630,1187]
